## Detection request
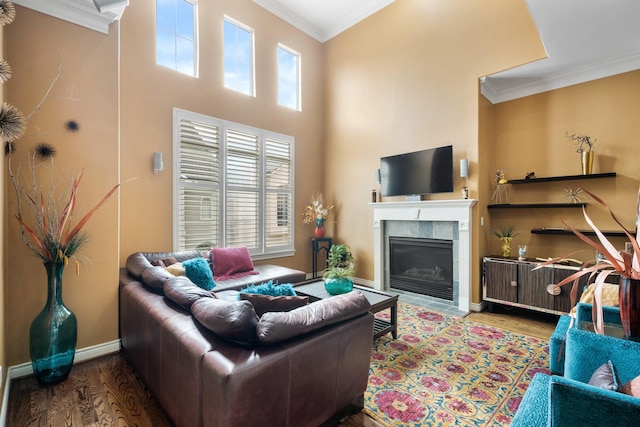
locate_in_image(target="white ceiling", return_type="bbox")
[254,0,640,104]
[252,0,396,43]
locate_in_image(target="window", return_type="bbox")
[277,44,301,110]
[223,17,255,95]
[174,108,294,258]
[156,0,197,77]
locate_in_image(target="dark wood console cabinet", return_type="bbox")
[482,257,588,315]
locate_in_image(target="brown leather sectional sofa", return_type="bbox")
[119,251,375,427]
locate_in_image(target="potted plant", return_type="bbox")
[493,224,519,258]
[566,132,597,174]
[323,244,354,295]
[539,187,640,340]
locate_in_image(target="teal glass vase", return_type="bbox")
[29,261,77,386]
[324,278,353,295]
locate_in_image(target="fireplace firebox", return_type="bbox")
[389,236,453,300]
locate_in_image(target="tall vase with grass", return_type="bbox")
[8,144,119,385]
[493,225,518,258]
[538,187,640,341]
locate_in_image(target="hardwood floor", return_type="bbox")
[7,306,556,427]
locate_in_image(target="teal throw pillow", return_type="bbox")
[239,280,296,297]
[182,257,216,291]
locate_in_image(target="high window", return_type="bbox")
[173,108,294,258]
[156,0,197,77]
[277,44,301,110]
[223,17,255,96]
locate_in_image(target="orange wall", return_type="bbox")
[322,0,545,302]
[487,71,640,262]
[1,21,6,401]
[4,7,120,366]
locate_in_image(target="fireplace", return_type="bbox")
[371,199,476,313]
[389,236,454,300]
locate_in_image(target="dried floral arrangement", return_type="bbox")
[566,132,596,153]
[302,193,334,225]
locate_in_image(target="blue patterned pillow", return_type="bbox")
[239,280,296,297]
[182,257,216,290]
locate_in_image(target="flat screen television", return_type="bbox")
[380,145,454,197]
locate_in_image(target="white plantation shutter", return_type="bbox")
[176,115,221,250]
[265,138,292,248]
[173,108,294,257]
[225,128,260,249]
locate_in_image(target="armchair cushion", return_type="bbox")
[588,360,619,391]
[564,327,640,384]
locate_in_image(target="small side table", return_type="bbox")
[311,237,332,278]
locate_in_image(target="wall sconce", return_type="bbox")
[460,159,469,179]
[153,152,163,174]
[460,159,469,199]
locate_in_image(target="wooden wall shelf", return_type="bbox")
[507,172,616,184]
[531,228,631,237]
[488,203,586,209]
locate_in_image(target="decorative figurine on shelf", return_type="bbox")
[491,169,509,204]
[564,187,584,204]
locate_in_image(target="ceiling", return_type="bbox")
[254,0,640,104]
[251,0,396,43]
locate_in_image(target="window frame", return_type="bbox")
[223,16,256,96]
[155,0,199,77]
[277,43,301,111]
[173,108,295,259]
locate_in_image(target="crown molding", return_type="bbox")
[13,0,127,34]
[252,0,395,43]
[481,51,640,104]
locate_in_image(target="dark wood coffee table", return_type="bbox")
[294,280,398,339]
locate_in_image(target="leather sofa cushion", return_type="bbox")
[191,298,259,347]
[240,293,309,317]
[164,276,216,310]
[256,291,371,345]
[141,266,175,294]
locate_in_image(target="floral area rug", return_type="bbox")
[364,303,550,426]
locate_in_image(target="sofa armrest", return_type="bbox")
[549,375,640,426]
[510,373,551,427]
[564,327,640,383]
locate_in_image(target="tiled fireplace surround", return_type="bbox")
[371,200,477,313]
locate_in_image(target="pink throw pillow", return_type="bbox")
[211,247,257,280]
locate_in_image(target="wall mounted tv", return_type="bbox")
[380,145,454,197]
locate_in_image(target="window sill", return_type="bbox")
[251,249,296,261]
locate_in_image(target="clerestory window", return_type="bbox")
[223,17,255,96]
[156,0,198,77]
[277,44,301,110]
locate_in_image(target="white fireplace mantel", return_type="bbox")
[370,199,477,313]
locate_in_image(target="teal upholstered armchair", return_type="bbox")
[512,304,640,427]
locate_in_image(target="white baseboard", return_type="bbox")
[470,300,487,312]
[0,339,121,427]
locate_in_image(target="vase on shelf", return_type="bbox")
[581,151,595,174]
[619,277,640,341]
[29,261,78,386]
[314,218,326,238]
[500,237,512,258]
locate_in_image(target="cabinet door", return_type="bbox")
[553,266,589,313]
[484,259,517,303]
[517,262,555,310]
